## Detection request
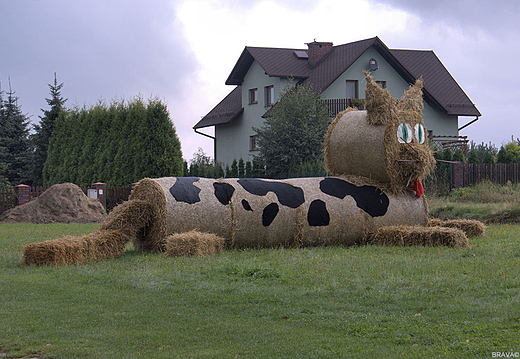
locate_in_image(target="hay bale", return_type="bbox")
[367,225,470,248]
[163,231,224,256]
[2,183,106,224]
[324,110,390,184]
[323,74,436,194]
[153,177,233,243]
[429,218,486,237]
[23,229,126,266]
[288,177,429,247]
[154,176,428,249]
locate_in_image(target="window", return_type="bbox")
[265,85,274,106]
[250,135,259,151]
[376,81,386,89]
[249,88,258,104]
[346,80,358,101]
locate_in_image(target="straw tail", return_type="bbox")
[23,179,168,266]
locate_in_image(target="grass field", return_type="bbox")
[1,222,519,358]
[428,181,520,224]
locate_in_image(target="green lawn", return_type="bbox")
[1,223,519,358]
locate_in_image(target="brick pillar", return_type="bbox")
[92,182,107,210]
[14,184,31,206]
[452,162,464,189]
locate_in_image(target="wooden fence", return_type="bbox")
[0,185,132,215]
[463,163,520,186]
[0,186,15,214]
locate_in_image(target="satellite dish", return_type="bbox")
[369,58,378,71]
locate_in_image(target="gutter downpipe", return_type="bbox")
[194,128,217,160]
[458,116,479,132]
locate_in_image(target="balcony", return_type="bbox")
[323,98,364,118]
[429,135,469,157]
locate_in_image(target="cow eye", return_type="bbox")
[397,123,413,143]
[415,124,426,144]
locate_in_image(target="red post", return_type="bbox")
[14,184,31,206]
[92,182,107,210]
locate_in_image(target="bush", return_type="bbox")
[497,142,520,163]
[449,181,520,203]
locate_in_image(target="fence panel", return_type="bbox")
[0,186,15,214]
[107,186,132,211]
[464,163,520,186]
[30,186,49,199]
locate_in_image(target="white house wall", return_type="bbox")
[321,46,458,137]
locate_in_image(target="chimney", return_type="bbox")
[306,41,333,66]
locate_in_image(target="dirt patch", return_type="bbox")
[1,183,107,224]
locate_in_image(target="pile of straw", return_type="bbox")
[23,178,168,266]
[429,218,486,237]
[163,230,224,257]
[367,225,470,248]
[23,230,126,266]
[105,178,167,253]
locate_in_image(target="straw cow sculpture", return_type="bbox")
[23,73,484,266]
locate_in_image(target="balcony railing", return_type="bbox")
[323,98,367,118]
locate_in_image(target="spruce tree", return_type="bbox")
[0,79,32,185]
[32,73,66,185]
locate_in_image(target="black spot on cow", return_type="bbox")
[242,199,253,211]
[237,178,304,208]
[213,182,235,205]
[169,177,201,204]
[307,199,330,226]
[319,177,389,217]
[262,203,279,226]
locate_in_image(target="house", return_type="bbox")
[194,37,481,166]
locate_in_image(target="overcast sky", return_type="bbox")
[2,0,519,162]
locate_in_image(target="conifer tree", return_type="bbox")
[238,158,245,177]
[32,73,66,185]
[44,97,183,186]
[0,79,32,185]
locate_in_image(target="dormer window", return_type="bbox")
[265,85,274,106]
[249,88,258,104]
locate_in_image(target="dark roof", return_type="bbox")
[390,49,481,116]
[199,37,480,128]
[302,37,380,93]
[193,86,243,129]
[226,46,312,85]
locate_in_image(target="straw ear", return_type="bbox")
[364,70,397,125]
[397,77,424,115]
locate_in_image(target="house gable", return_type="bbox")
[197,37,481,165]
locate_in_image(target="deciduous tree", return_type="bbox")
[253,82,329,178]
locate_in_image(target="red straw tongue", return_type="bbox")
[413,178,424,197]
